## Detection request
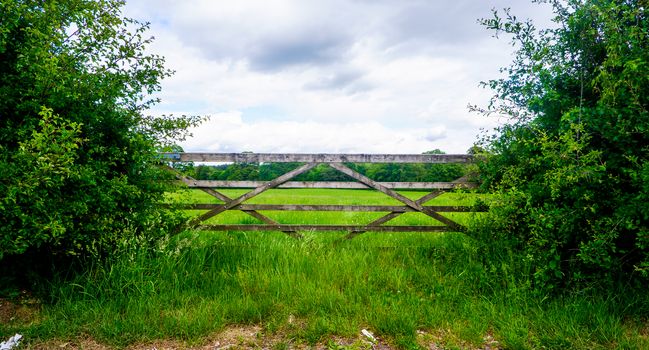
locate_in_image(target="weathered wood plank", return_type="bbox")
[452,172,478,184]
[171,204,479,212]
[202,190,301,238]
[199,188,230,202]
[186,180,477,189]
[196,225,451,232]
[191,162,318,225]
[367,212,403,226]
[241,211,302,238]
[177,173,301,238]
[344,212,404,239]
[415,190,444,205]
[163,152,474,164]
[328,163,464,231]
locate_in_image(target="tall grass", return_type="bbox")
[2,189,647,349]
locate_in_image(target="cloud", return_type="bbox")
[183,112,446,154]
[387,2,492,46]
[128,1,554,69]
[124,0,555,153]
[303,68,369,92]
[249,32,349,71]
[139,0,360,73]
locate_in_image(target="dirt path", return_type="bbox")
[26,325,402,350]
[2,299,499,349]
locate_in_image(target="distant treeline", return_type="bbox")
[180,154,469,182]
[183,162,466,182]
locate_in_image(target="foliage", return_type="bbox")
[0,0,200,274]
[3,223,648,349]
[472,0,649,291]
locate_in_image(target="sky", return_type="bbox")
[123,0,555,154]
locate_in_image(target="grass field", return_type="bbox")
[170,188,482,227]
[2,189,648,349]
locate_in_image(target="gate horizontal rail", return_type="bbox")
[160,152,473,164]
[183,180,476,190]
[164,152,481,239]
[167,204,476,212]
[196,225,451,232]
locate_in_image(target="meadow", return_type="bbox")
[1,189,647,349]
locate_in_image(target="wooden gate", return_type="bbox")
[163,153,479,238]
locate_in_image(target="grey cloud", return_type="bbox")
[303,69,371,92]
[374,1,555,57]
[390,3,481,45]
[249,32,350,71]
[131,0,550,102]
[171,18,354,73]
[134,0,549,69]
[424,129,446,142]
[157,0,547,69]
[382,1,514,54]
[124,0,553,153]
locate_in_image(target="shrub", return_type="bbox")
[0,0,199,278]
[472,1,649,292]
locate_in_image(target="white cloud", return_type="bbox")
[125,0,555,153]
[183,112,446,154]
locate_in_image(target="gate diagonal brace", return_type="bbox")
[196,188,302,239]
[188,162,318,234]
[170,166,306,239]
[328,163,464,235]
[164,156,475,237]
[344,190,445,240]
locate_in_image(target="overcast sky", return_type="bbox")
[124,0,554,154]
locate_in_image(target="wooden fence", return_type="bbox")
[162,152,481,239]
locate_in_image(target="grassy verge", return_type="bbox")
[1,189,647,349]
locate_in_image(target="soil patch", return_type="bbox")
[28,325,399,350]
[0,297,40,324]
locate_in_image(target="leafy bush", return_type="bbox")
[0,0,199,277]
[472,1,649,292]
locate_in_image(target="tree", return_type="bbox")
[420,149,467,182]
[0,0,201,273]
[474,0,649,291]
